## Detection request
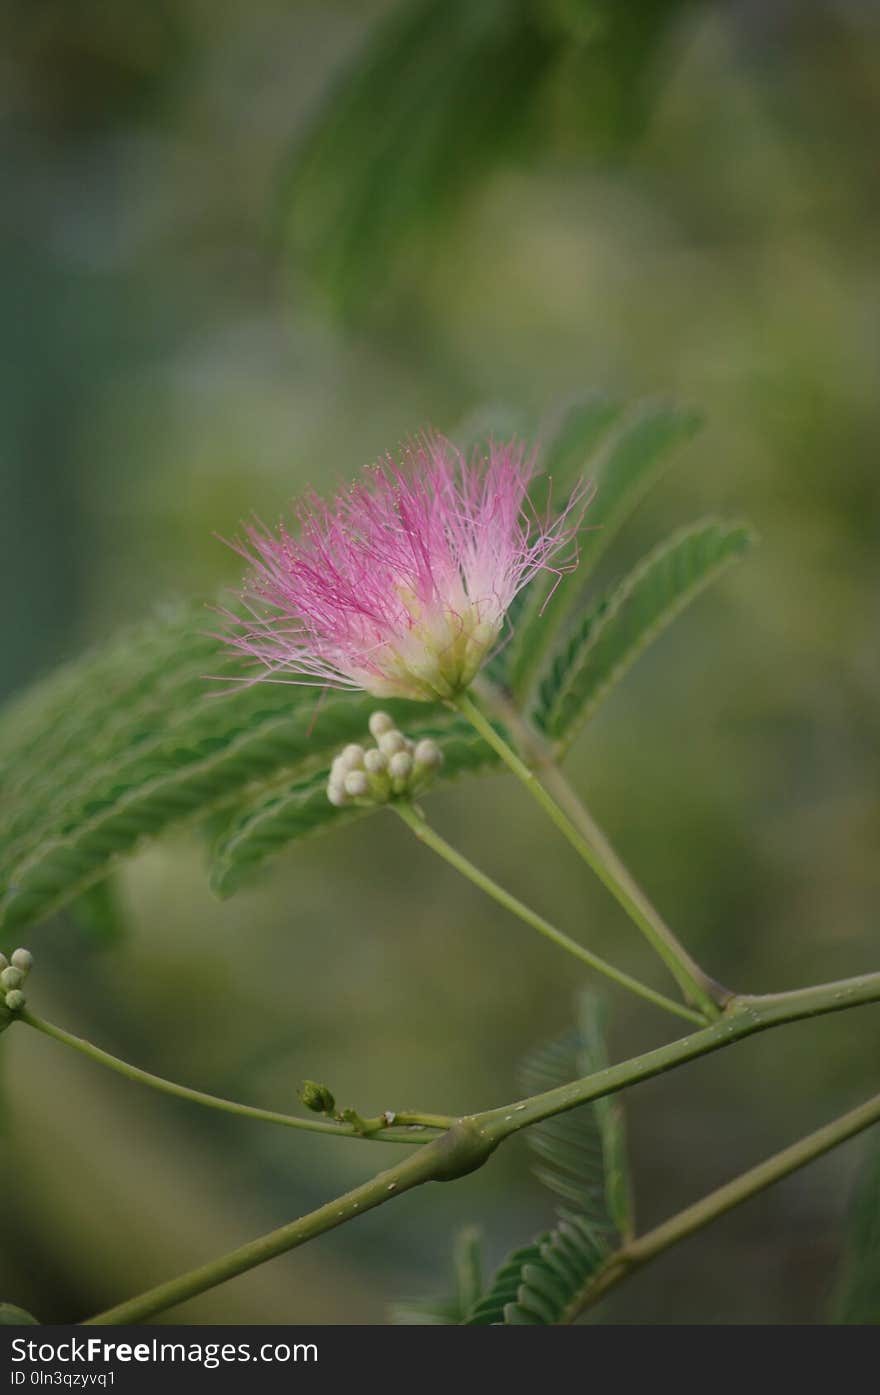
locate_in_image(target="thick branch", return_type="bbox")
[78,968,880,1324]
[83,1122,493,1326]
[473,972,880,1144]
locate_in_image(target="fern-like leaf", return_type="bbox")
[465,994,631,1324]
[520,994,633,1239]
[535,518,754,751]
[280,0,560,320]
[0,603,484,940]
[0,1303,39,1325]
[507,400,701,702]
[830,1138,880,1323]
[209,718,496,896]
[280,1,698,322]
[391,1227,484,1325]
[68,876,126,946]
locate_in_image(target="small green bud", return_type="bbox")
[344,770,370,799]
[298,1080,336,1114]
[4,990,25,1012]
[378,729,406,757]
[368,711,395,738]
[10,948,32,975]
[0,967,24,992]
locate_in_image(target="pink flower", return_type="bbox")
[220,434,588,702]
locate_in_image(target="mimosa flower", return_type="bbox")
[220,434,588,702]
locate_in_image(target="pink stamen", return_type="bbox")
[217,433,590,702]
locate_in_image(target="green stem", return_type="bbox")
[475,971,880,1143]
[393,801,704,1027]
[83,1121,493,1326]
[77,968,880,1324]
[564,1087,880,1322]
[457,687,723,1018]
[19,1012,451,1146]
[533,756,733,1008]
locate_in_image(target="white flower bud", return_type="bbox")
[414,739,443,769]
[389,751,413,794]
[0,967,24,992]
[389,751,413,780]
[4,990,25,1012]
[368,711,395,738]
[327,781,348,807]
[344,770,370,799]
[0,954,7,973]
[364,748,387,775]
[10,948,32,975]
[378,730,406,757]
[341,743,366,770]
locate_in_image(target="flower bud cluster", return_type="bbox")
[327,712,444,808]
[0,948,33,1012]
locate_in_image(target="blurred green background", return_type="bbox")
[2,0,879,1325]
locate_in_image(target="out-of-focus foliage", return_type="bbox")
[281,0,697,319]
[519,995,633,1239]
[390,1226,484,1325]
[467,994,631,1324]
[394,995,632,1325]
[504,400,702,702]
[535,518,753,749]
[0,1303,39,1325]
[68,876,127,948]
[830,1139,880,1323]
[2,0,879,1327]
[0,598,491,936]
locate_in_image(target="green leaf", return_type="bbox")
[279,1,698,321]
[465,993,631,1324]
[389,1296,463,1326]
[0,602,467,940]
[466,1217,610,1328]
[391,1227,485,1325]
[520,993,633,1239]
[208,719,497,897]
[541,395,628,494]
[535,518,754,751]
[451,1225,485,1317]
[0,1302,39,1325]
[830,1138,880,1324]
[209,770,366,899]
[68,876,126,947]
[506,400,701,702]
[279,0,561,320]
